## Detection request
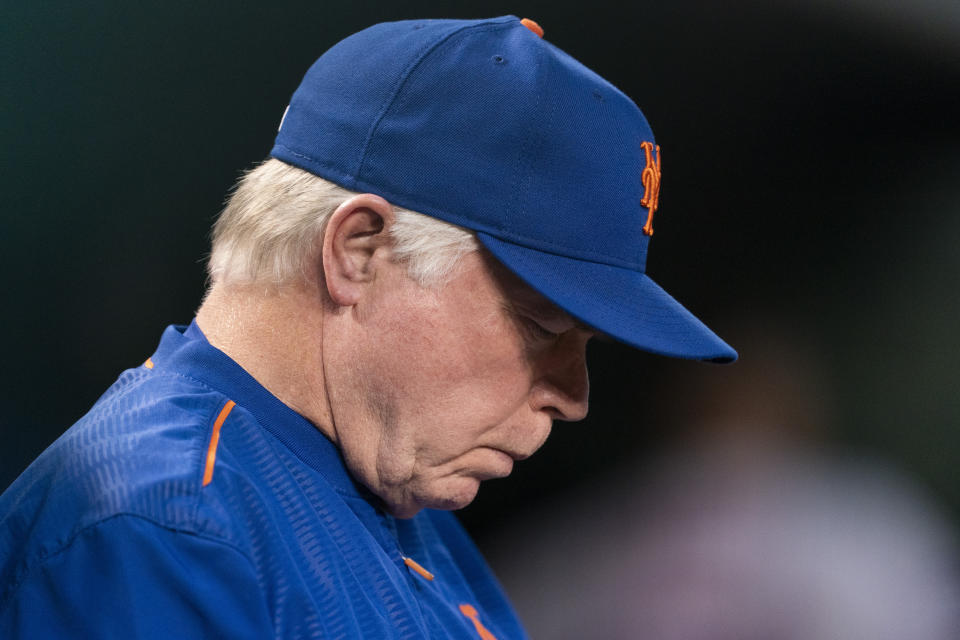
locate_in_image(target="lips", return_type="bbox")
[501,448,531,462]
[498,419,553,463]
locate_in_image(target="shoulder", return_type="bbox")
[0,364,241,603]
[1,510,273,637]
[12,364,228,519]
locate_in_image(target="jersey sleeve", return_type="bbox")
[1,514,274,639]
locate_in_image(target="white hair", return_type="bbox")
[208,158,479,288]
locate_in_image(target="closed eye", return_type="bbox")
[520,315,559,341]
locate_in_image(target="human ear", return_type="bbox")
[321,193,395,306]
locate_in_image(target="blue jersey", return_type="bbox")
[0,322,527,639]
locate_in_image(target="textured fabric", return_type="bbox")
[0,323,527,639]
[271,16,736,363]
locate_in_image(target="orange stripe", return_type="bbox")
[403,556,434,581]
[459,604,499,640]
[202,400,236,487]
[144,357,154,369]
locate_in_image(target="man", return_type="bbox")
[0,16,735,639]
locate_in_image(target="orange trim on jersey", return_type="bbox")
[459,604,499,640]
[202,400,236,487]
[144,357,155,369]
[403,556,435,581]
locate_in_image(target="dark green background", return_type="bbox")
[3,1,959,542]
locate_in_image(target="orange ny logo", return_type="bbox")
[640,141,661,236]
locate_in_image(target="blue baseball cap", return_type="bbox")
[271,15,736,363]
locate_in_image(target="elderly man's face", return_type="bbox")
[331,250,591,518]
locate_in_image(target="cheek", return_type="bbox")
[395,338,534,435]
[367,280,535,425]
[390,308,525,389]
[434,323,532,396]
[431,356,533,436]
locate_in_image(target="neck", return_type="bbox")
[196,282,336,443]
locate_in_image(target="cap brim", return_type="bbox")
[478,233,737,363]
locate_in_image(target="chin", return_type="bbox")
[401,477,482,517]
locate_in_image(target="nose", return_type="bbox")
[529,330,590,421]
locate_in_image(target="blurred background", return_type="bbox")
[3,1,959,637]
